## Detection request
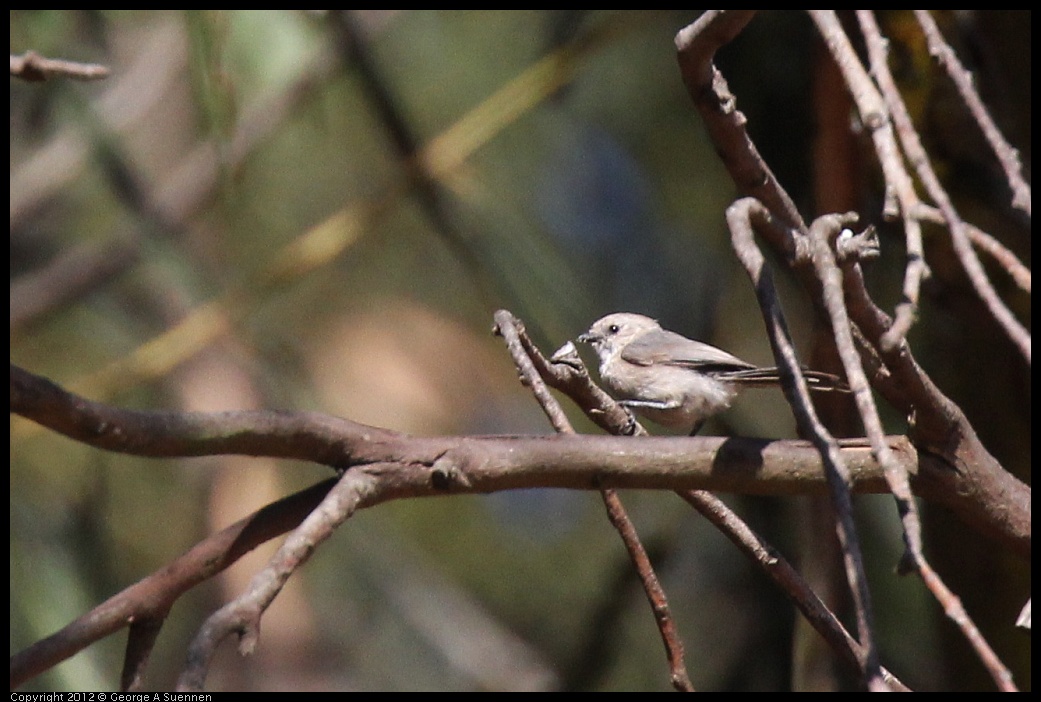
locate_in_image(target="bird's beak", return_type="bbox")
[577,331,597,344]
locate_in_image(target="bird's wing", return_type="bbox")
[620,329,757,372]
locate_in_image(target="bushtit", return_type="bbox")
[578,312,847,434]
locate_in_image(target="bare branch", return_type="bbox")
[803,213,922,554]
[843,10,930,349]
[674,13,1028,688]
[11,11,1028,692]
[494,311,694,692]
[10,477,337,689]
[177,468,381,691]
[11,50,110,81]
[677,490,909,691]
[675,11,806,231]
[9,363,918,497]
[848,11,1030,362]
[503,306,907,688]
[914,10,1031,217]
[672,10,1029,562]
[726,199,884,690]
[807,212,1015,689]
[7,358,925,689]
[916,204,1030,294]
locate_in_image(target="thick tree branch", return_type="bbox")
[672,11,1029,560]
[675,12,1028,690]
[11,361,1023,550]
[11,363,921,498]
[11,360,913,689]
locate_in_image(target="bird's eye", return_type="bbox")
[608,324,619,334]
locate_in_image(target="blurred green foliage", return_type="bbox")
[10,10,1030,691]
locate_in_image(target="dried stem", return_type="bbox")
[914,10,1031,217]
[493,311,694,692]
[177,469,381,691]
[10,50,110,81]
[496,306,907,689]
[725,200,884,689]
[675,11,1026,690]
[846,10,1030,362]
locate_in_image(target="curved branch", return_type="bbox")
[675,11,806,231]
[726,200,883,687]
[9,346,1029,689]
[671,13,1030,562]
[830,10,1030,362]
[177,468,382,691]
[495,311,693,691]
[11,361,916,689]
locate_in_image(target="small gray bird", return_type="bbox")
[578,312,847,435]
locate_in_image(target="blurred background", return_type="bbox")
[10,11,1030,691]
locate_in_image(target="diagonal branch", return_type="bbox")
[10,478,337,690]
[835,10,1030,362]
[726,200,883,689]
[177,468,383,691]
[496,309,907,690]
[914,10,1031,217]
[674,12,1028,690]
[494,310,694,692]
[8,355,1024,689]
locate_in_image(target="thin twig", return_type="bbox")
[827,10,1029,363]
[809,205,1017,692]
[677,490,908,691]
[726,199,885,690]
[10,477,337,689]
[177,468,381,690]
[800,25,1026,684]
[913,10,1031,217]
[11,50,110,81]
[505,306,907,689]
[917,560,1018,692]
[810,11,926,353]
[494,310,694,692]
[12,24,186,226]
[805,213,921,530]
[915,203,1030,294]
[845,10,931,350]
[496,310,914,689]
[9,354,1015,689]
[120,617,164,692]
